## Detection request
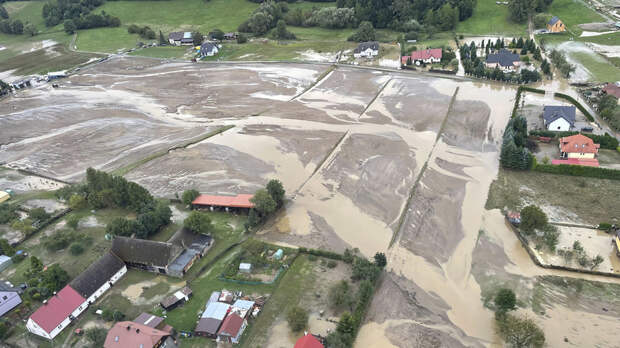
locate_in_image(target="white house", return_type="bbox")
[353,41,379,58]
[169,31,194,46]
[27,252,126,339]
[543,105,576,131]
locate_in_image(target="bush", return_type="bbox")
[184,211,212,234]
[69,242,85,256]
[182,189,200,205]
[327,260,338,268]
[534,164,620,180]
[496,314,545,348]
[28,207,50,222]
[598,223,612,231]
[347,21,375,42]
[286,306,308,332]
[520,205,547,233]
[66,214,80,230]
[237,33,247,43]
[494,288,516,312]
[85,327,107,347]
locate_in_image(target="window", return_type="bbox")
[115,336,119,342]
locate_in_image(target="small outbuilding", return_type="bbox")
[217,313,247,344]
[0,255,12,272]
[195,301,230,337]
[160,286,193,311]
[200,42,219,57]
[239,263,252,273]
[0,191,10,203]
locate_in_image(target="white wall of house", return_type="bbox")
[566,152,596,159]
[26,319,52,340]
[546,117,571,131]
[354,48,378,58]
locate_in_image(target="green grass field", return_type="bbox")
[129,45,190,59]
[546,0,604,35]
[456,0,527,36]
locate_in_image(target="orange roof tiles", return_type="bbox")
[104,321,170,348]
[559,134,600,154]
[192,194,254,209]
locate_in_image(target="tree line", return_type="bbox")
[508,0,553,23]
[500,116,534,170]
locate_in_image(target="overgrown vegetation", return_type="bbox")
[549,49,575,78]
[598,94,619,131]
[500,116,533,170]
[246,179,285,230]
[492,287,546,348]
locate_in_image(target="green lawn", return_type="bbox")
[546,0,604,35]
[456,0,527,36]
[75,26,143,53]
[571,51,620,82]
[579,32,620,46]
[201,40,354,61]
[4,1,49,32]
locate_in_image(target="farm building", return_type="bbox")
[195,301,231,337]
[0,255,12,272]
[168,228,213,257]
[353,41,379,58]
[485,49,520,71]
[217,312,247,344]
[295,332,325,348]
[239,263,252,273]
[559,134,600,159]
[547,16,566,33]
[26,252,126,339]
[160,286,193,311]
[0,282,22,317]
[200,42,219,57]
[169,32,193,46]
[103,321,173,348]
[192,194,254,213]
[543,106,576,131]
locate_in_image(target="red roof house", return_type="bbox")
[27,285,86,338]
[104,321,171,348]
[559,134,600,159]
[602,83,620,99]
[217,313,246,344]
[192,194,254,209]
[294,333,324,348]
[410,48,442,63]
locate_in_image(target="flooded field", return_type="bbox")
[2,57,619,347]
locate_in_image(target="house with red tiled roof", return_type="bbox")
[192,194,254,212]
[26,252,127,339]
[104,321,172,348]
[559,134,600,159]
[217,312,247,344]
[409,48,442,65]
[294,332,324,348]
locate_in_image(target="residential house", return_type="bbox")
[485,49,520,71]
[133,313,172,333]
[0,282,22,317]
[217,313,247,344]
[195,301,230,337]
[353,42,379,59]
[559,134,600,159]
[230,299,255,319]
[547,16,566,33]
[602,82,620,104]
[192,194,254,213]
[223,32,238,40]
[169,32,193,46]
[160,286,192,311]
[200,42,219,58]
[543,105,576,131]
[103,321,174,348]
[294,332,324,348]
[409,48,442,65]
[26,252,126,339]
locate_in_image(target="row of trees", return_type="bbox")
[42,0,105,27]
[63,11,120,34]
[508,0,553,23]
[500,116,534,170]
[128,24,156,39]
[494,287,545,348]
[548,49,575,78]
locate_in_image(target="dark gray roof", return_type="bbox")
[69,252,125,299]
[111,237,183,268]
[354,41,379,53]
[168,32,184,41]
[543,105,576,126]
[486,49,520,67]
[133,313,165,328]
[168,228,212,253]
[548,16,560,25]
[195,317,222,335]
[200,42,217,55]
[168,249,198,273]
[0,282,20,293]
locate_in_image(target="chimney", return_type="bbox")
[43,300,47,305]
[53,291,57,296]
[136,328,140,333]
[126,325,131,331]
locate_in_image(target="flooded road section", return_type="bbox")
[2,58,618,347]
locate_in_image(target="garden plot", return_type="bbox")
[125,124,344,198]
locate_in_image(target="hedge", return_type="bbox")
[297,247,343,261]
[534,164,620,180]
[598,223,612,231]
[554,92,594,122]
[520,86,545,94]
[528,130,619,149]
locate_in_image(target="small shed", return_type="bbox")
[0,255,12,272]
[160,286,193,311]
[273,249,283,260]
[239,263,252,273]
[0,191,10,203]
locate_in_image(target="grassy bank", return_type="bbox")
[456,0,527,36]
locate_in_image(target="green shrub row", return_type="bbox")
[520,86,545,94]
[598,223,612,231]
[533,164,620,180]
[298,247,343,261]
[554,92,594,122]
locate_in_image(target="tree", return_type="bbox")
[0,239,15,257]
[373,252,387,268]
[40,264,69,292]
[237,33,247,43]
[520,205,547,233]
[66,215,80,230]
[286,306,308,332]
[250,189,277,217]
[496,314,545,348]
[24,23,37,36]
[211,28,224,40]
[85,327,107,347]
[266,179,285,208]
[494,288,517,313]
[69,194,87,210]
[182,189,200,205]
[192,31,204,46]
[0,6,8,20]
[591,255,604,270]
[508,0,533,23]
[272,19,295,40]
[159,30,166,45]
[29,207,50,223]
[64,19,76,34]
[347,21,375,42]
[184,211,212,234]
